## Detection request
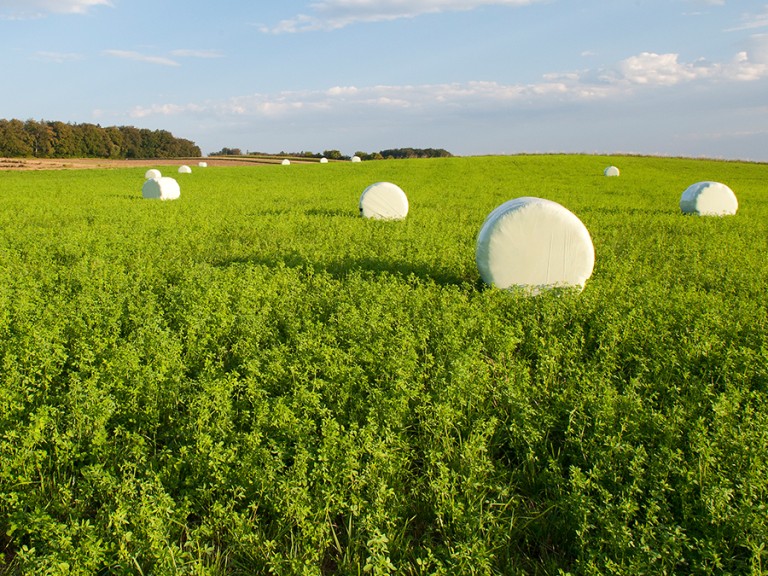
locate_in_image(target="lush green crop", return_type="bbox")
[0,156,766,575]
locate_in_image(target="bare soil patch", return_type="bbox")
[0,156,309,171]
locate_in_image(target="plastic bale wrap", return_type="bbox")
[145,169,162,180]
[359,182,409,220]
[142,176,181,201]
[604,166,620,177]
[476,197,594,293]
[178,165,192,174]
[680,181,738,216]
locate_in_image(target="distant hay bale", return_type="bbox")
[198,162,208,168]
[359,182,409,220]
[320,157,329,164]
[604,166,620,177]
[178,165,192,174]
[145,169,161,180]
[680,181,738,216]
[142,177,180,201]
[475,197,594,293]
[351,156,362,163]
[282,159,291,165]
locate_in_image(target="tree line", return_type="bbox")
[0,119,201,159]
[210,147,453,160]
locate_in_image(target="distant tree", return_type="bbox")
[210,147,243,156]
[103,126,124,159]
[0,119,33,157]
[49,121,78,158]
[79,123,111,157]
[24,120,54,157]
[322,149,345,161]
[118,126,143,158]
[378,147,452,159]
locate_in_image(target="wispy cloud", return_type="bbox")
[726,5,768,31]
[32,51,84,63]
[170,49,225,59]
[260,0,542,33]
[0,0,110,19]
[687,0,726,6]
[104,50,180,67]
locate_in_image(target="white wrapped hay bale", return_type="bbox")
[320,157,329,164]
[282,159,291,165]
[178,165,192,174]
[359,182,409,220]
[604,166,620,177]
[680,181,738,216]
[198,162,208,168]
[145,169,161,180]
[142,176,181,201]
[351,156,362,163]
[476,197,594,293]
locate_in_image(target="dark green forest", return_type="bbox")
[0,119,201,159]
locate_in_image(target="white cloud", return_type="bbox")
[260,0,541,33]
[104,50,180,67]
[617,52,708,85]
[122,48,768,123]
[129,103,205,119]
[0,0,110,18]
[170,49,225,59]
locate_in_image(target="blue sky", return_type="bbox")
[1,0,767,160]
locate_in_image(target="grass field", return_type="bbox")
[0,155,767,575]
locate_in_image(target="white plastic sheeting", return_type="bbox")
[604,166,620,177]
[359,182,409,220]
[476,197,594,293]
[178,165,192,174]
[680,181,738,216]
[142,176,181,200]
[145,169,161,180]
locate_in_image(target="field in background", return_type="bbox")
[0,155,766,574]
[0,155,316,171]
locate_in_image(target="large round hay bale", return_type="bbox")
[351,156,362,163]
[604,166,620,177]
[359,182,409,220]
[680,181,738,216]
[476,197,594,293]
[178,165,192,174]
[320,157,329,164]
[142,176,181,200]
[281,159,291,165]
[145,169,161,180]
[198,162,208,168]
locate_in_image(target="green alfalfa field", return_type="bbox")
[0,154,766,575]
